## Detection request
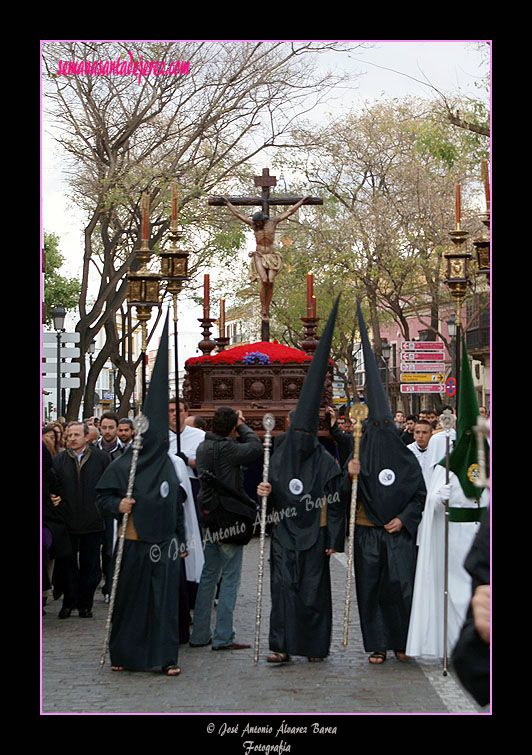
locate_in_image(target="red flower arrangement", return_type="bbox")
[185,340,312,367]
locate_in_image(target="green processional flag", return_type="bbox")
[441,337,489,500]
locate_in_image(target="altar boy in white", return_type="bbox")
[406,341,489,661]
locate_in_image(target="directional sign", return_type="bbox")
[42,332,80,344]
[445,377,457,397]
[401,373,444,383]
[41,362,81,374]
[400,362,446,373]
[400,351,447,361]
[42,377,81,389]
[42,347,80,358]
[401,384,446,394]
[400,341,445,351]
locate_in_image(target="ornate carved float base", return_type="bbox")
[182,341,333,436]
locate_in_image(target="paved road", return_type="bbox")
[41,535,488,725]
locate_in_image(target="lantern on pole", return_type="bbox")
[159,181,190,402]
[444,186,472,415]
[127,192,161,406]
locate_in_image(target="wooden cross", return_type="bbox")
[208,168,323,343]
[208,167,323,216]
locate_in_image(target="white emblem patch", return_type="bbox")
[378,469,396,487]
[289,478,304,495]
[160,481,170,498]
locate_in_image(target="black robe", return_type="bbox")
[452,509,490,706]
[97,442,187,672]
[351,298,426,653]
[345,419,426,653]
[352,495,425,653]
[96,312,188,671]
[98,488,185,671]
[267,431,346,658]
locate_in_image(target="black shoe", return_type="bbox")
[58,607,72,619]
[78,608,93,618]
[189,638,212,647]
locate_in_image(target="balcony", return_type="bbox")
[466,326,490,353]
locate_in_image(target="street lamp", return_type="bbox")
[52,306,66,332]
[382,342,391,402]
[111,361,118,413]
[52,306,66,420]
[444,228,472,415]
[86,339,97,417]
[127,192,161,407]
[446,314,457,410]
[159,182,190,400]
[88,339,96,366]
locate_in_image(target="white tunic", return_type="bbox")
[406,465,489,660]
[167,453,204,584]
[169,425,206,479]
[407,441,431,488]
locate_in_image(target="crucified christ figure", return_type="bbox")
[221,196,312,322]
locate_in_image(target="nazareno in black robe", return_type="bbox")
[97,472,186,671]
[96,314,187,671]
[267,431,346,659]
[350,301,426,653]
[266,297,347,659]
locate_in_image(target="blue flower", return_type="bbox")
[242,351,271,365]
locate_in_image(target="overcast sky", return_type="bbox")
[41,40,490,343]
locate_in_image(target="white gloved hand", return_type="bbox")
[438,484,451,504]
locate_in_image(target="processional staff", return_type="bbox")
[253,413,275,665]
[439,407,457,676]
[343,402,368,648]
[99,413,150,668]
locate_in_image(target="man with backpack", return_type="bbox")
[189,407,262,651]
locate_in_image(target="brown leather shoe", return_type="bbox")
[212,642,251,651]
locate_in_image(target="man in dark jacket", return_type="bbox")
[42,442,70,607]
[52,421,110,618]
[189,407,262,650]
[96,411,124,603]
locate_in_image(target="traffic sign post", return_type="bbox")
[399,341,448,396]
[400,341,445,351]
[445,377,457,397]
[42,331,82,418]
[42,332,80,344]
[401,373,444,383]
[41,361,81,374]
[400,384,446,394]
[400,351,446,361]
[400,362,446,373]
[42,377,81,390]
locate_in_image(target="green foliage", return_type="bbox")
[414,98,490,170]
[42,231,81,325]
[415,121,459,169]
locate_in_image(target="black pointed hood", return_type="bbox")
[355,300,426,528]
[97,312,181,543]
[268,297,342,551]
[356,299,393,424]
[140,312,172,459]
[290,295,340,436]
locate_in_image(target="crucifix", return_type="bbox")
[209,168,323,341]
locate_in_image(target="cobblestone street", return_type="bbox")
[41,534,487,727]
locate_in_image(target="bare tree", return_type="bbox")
[42,40,363,418]
[261,97,487,407]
